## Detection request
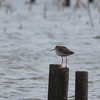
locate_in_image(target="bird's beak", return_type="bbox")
[50,48,55,51]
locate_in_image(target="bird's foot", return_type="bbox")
[64,66,68,68]
[59,65,62,68]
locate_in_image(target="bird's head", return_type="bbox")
[51,46,59,51]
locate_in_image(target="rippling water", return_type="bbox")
[0,0,100,100]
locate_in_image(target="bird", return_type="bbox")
[51,46,74,68]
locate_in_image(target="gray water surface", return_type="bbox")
[0,0,100,100]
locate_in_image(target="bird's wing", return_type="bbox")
[58,46,70,54]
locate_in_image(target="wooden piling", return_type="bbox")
[89,0,94,3]
[57,68,69,100]
[65,0,70,7]
[48,64,59,100]
[75,71,88,100]
[48,64,69,100]
[30,0,35,3]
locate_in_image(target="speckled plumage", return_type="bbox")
[55,46,74,57]
[51,45,74,68]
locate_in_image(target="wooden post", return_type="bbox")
[57,68,69,100]
[48,64,59,100]
[88,0,94,3]
[75,71,88,100]
[48,64,69,100]
[65,0,70,7]
[30,0,35,3]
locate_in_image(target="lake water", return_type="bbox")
[0,0,100,100]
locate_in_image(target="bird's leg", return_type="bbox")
[65,57,67,68]
[61,57,63,68]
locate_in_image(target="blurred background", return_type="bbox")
[0,0,100,100]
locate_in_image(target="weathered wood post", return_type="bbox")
[48,64,69,100]
[65,0,70,7]
[57,67,69,100]
[75,71,88,100]
[30,0,35,3]
[48,64,59,100]
[88,0,94,3]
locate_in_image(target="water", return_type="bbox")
[0,0,100,100]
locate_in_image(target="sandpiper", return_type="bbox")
[51,46,74,68]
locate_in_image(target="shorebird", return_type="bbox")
[51,46,74,68]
